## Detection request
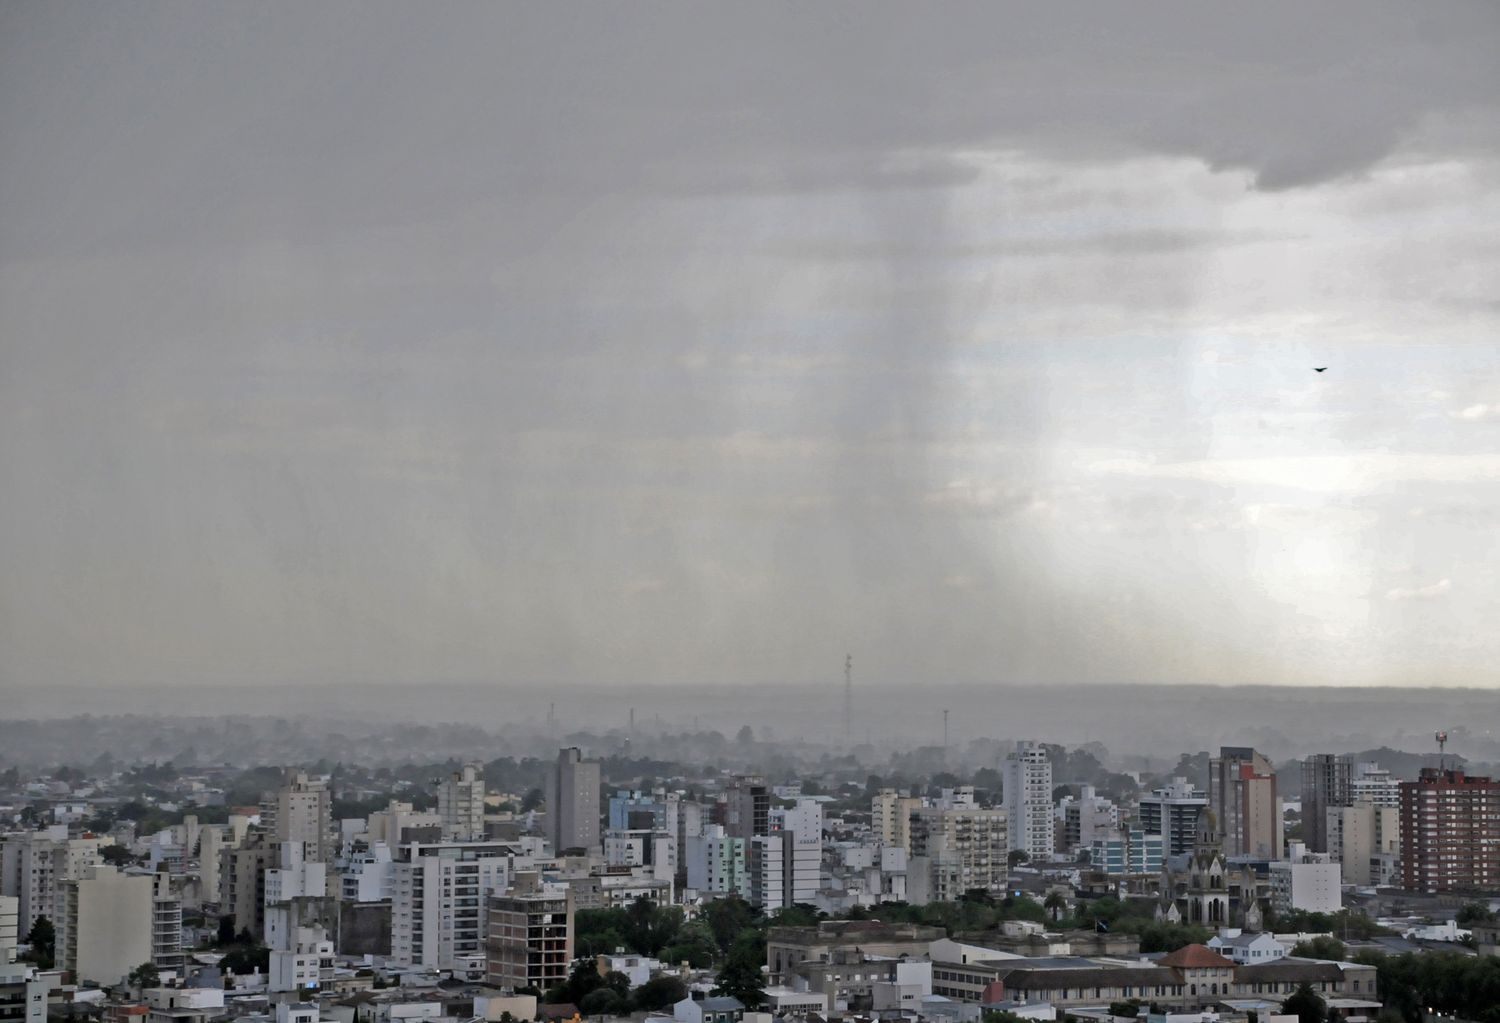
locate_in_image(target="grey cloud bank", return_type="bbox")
[2,3,1499,691]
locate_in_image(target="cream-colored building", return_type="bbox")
[1,830,101,934]
[55,865,153,986]
[871,790,920,853]
[909,805,1008,903]
[1326,801,1400,886]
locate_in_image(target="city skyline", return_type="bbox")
[4,4,1500,690]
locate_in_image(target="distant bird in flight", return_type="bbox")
[1313,367,1327,372]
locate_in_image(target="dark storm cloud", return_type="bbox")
[2,2,1499,690]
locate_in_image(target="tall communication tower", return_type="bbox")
[844,653,853,748]
[1436,730,1449,769]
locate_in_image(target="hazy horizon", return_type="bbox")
[4,3,1500,691]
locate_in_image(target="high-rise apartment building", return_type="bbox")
[1059,785,1119,853]
[744,799,822,912]
[391,840,514,970]
[1350,762,1402,808]
[1400,768,1500,893]
[219,835,275,938]
[1004,742,1053,862]
[1326,802,1400,886]
[0,896,17,965]
[1301,754,1353,853]
[1269,842,1342,914]
[265,773,333,863]
[908,805,1008,903]
[605,789,680,883]
[684,825,747,896]
[1088,829,1164,877]
[546,749,601,855]
[485,871,572,993]
[54,865,153,986]
[725,776,770,841]
[1210,747,1283,859]
[871,790,921,853]
[0,830,100,935]
[150,870,184,974]
[1137,777,1210,857]
[438,764,487,843]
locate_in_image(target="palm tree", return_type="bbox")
[1043,891,1067,922]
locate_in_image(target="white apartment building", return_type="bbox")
[603,829,675,883]
[1268,842,1342,915]
[438,765,486,843]
[341,844,395,901]
[1,829,101,934]
[151,871,183,974]
[0,895,17,964]
[747,799,822,912]
[269,925,335,993]
[264,841,327,955]
[54,865,153,986]
[391,841,514,970]
[0,958,49,1023]
[684,825,746,896]
[1350,762,1402,808]
[1005,742,1054,862]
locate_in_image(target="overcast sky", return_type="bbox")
[3,2,1500,692]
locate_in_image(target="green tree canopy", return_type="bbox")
[712,931,767,1009]
[1281,982,1327,1023]
[1291,936,1346,961]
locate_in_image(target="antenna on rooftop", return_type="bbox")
[943,708,950,749]
[1437,730,1449,770]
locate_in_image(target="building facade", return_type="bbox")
[54,865,153,986]
[390,841,514,970]
[1004,743,1053,862]
[1400,768,1500,893]
[1301,754,1353,853]
[1137,777,1210,858]
[908,806,1007,902]
[438,765,486,843]
[485,872,572,993]
[1210,747,1282,860]
[546,749,600,856]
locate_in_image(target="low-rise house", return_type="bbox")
[672,996,743,1023]
[1207,930,1286,964]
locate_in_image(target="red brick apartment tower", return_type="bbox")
[1400,768,1500,893]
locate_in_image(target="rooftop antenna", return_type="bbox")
[1436,730,1449,771]
[844,653,853,748]
[943,709,950,749]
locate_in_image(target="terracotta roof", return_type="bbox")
[1158,944,1234,969]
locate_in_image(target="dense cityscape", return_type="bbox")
[3,726,1500,1023]
[6,4,1500,1023]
